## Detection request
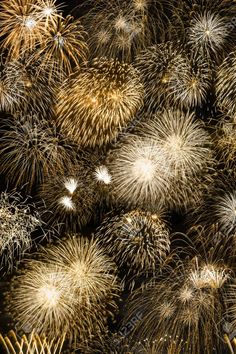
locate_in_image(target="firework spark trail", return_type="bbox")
[56,57,143,148]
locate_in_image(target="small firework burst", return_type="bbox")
[7,236,119,343]
[94,166,112,185]
[107,136,172,209]
[0,0,45,60]
[124,251,230,354]
[81,0,168,61]
[32,15,88,75]
[136,109,214,211]
[188,12,229,57]
[0,114,77,192]
[0,330,65,354]
[135,42,211,110]
[55,58,143,148]
[39,165,99,231]
[216,52,236,116]
[0,191,41,271]
[96,209,170,275]
[33,0,62,24]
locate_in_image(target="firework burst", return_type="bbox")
[188,12,229,57]
[39,165,100,230]
[215,117,236,168]
[135,42,211,110]
[55,58,143,148]
[0,114,77,192]
[96,209,170,275]
[32,15,88,75]
[81,0,168,61]
[0,191,41,272]
[107,136,172,209]
[124,253,231,354]
[135,109,214,211]
[139,109,213,178]
[7,236,119,343]
[40,235,119,307]
[0,0,46,60]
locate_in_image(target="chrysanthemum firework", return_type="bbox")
[124,252,231,354]
[188,12,229,58]
[55,58,143,148]
[171,0,236,60]
[0,114,77,192]
[0,0,46,60]
[139,109,213,178]
[132,109,213,211]
[40,235,119,307]
[216,53,236,116]
[0,330,65,354]
[8,261,78,339]
[39,165,99,231]
[96,210,170,275]
[0,191,41,271]
[135,43,211,110]
[107,136,172,209]
[7,236,119,343]
[81,0,169,61]
[32,15,88,75]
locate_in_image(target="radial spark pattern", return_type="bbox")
[0,114,77,191]
[97,210,170,275]
[56,58,143,148]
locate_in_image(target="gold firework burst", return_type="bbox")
[55,58,143,148]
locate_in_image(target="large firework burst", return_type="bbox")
[40,235,119,307]
[55,57,143,148]
[0,191,41,271]
[124,252,231,354]
[107,136,172,209]
[96,209,170,276]
[135,42,211,110]
[139,109,213,178]
[7,236,119,343]
[0,114,77,192]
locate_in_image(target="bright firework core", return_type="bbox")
[24,17,37,30]
[58,196,75,210]
[64,178,78,194]
[132,158,155,182]
[37,285,60,308]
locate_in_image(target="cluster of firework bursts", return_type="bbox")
[2,0,236,353]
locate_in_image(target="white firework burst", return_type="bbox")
[107,136,172,209]
[139,109,213,179]
[188,12,229,57]
[215,191,236,235]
